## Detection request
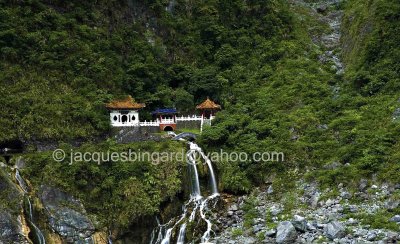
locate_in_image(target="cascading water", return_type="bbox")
[150,141,219,244]
[15,169,29,193]
[176,223,186,244]
[25,197,46,244]
[15,169,46,244]
[188,142,218,195]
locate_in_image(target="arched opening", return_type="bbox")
[163,126,174,131]
[131,115,136,121]
[121,115,128,123]
[0,139,24,152]
[113,115,118,121]
[0,139,24,164]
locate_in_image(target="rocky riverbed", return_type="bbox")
[211,181,400,243]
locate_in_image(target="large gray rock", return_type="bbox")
[390,215,400,223]
[358,179,368,192]
[40,185,95,243]
[276,221,297,244]
[324,221,346,240]
[385,199,400,211]
[0,211,29,244]
[291,215,307,232]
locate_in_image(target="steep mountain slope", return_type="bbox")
[0,0,399,243]
[0,0,293,144]
[201,0,400,193]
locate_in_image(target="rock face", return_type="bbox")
[40,185,95,243]
[276,221,297,244]
[0,169,29,243]
[0,211,29,244]
[324,221,345,240]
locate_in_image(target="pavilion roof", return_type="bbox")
[105,96,145,110]
[196,97,221,110]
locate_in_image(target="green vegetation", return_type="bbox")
[231,227,244,237]
[347,209,400,231]
[242,194,259,229]
[0,0,399,236]
[21,140,185,228]
[199,0,400,193]
[0,168,22,214]
[0,0,292,142]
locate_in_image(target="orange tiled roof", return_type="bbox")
[106,96,145,110]
[196,97,221,109]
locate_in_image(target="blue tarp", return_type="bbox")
[151,108,178,115]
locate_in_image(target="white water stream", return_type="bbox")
[150,141,219,244]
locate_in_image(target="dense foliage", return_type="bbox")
[1,0,399,231]
[22,140,184,228]
[0,0,291,142]
[200,0,400,193]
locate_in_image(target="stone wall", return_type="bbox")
[111,126,162,143]
[176,120,201,130]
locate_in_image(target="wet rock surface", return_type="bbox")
[0,211,30,244]
[39,185,95,243]
[0,169,29,243]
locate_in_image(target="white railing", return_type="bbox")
[160,118,176,124]
[140,120,159,126]
[176,115,203,121]
[139,115,213,127]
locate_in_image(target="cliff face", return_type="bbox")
[342,0,400,95]
[0,168,29,243]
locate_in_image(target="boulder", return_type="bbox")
[358,179,368,192]
[366,231,377,241]
[325,199,334,207]
[385,199,399,211]
[390,215,400,223]
[276,221,297,244]
[228,204,238,212]
[340,191,351,199]
[291,215,307,232]
[324,221,345,240]
[316,4,328,13]
[40,185,95,242]
[265,229,276,237]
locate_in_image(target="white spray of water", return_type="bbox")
[150,140,219,244]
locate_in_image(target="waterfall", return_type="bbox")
[15,169,46,244]
[108,230,113,244]
[150,141,219,244]
[188,142,218,195]
[187,146,201,198]
[26,197,46,244]
[176,223,186,244]
[15,169,28,193]
[160,228,172,244]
